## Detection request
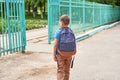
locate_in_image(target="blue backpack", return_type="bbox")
[57,28,76,57]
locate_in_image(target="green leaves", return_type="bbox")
[87,0,120,6]
[26,19,47,30]
[25,0,45,7]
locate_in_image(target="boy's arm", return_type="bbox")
[53,39,58,62]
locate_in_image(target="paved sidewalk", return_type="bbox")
[70,23,120,80]
[26,28,52,53]
[0,23,119,80]
[26,23,120,80]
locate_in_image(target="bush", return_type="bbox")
[26,19,47,30]
[0,17,48,33]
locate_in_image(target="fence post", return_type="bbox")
[21,0,26,53]
[6,0,12,53]
[83,0,85,31]
[47,0,51,44]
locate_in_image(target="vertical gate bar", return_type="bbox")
[104,6,107,24]
[83,0,85,31]
[10,0,12,52]
[100,4,101,25]
[14,0,17,52]
[12,0,16,52]
[0,2,2,56]
[1,2,5,55]
[19,0,22,51]
[15,0,19,51]
[12,0,15,52]
[11,0,15,52]
[20,0,23,51]
[17,0,21,51]
[6,0,12,53]
[47,0,51,44]
[10,0,14,53]
[21,0,26,52]
[24,0,26,48]
[92,2,94,26]
[1,2,3,55]
[4,1,8,54]
[16,0,19,51]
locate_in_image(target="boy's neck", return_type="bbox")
[61,25,68,28]
[62,26,68,28]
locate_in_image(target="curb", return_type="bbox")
[76,21,120,41]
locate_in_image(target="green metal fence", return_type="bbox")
[48,0,120,43]
[0,0,26,56]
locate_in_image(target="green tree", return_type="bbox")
[87,0,120,6]
[25,0,32,16]
[35,0,47,18]
[25,0,47,18]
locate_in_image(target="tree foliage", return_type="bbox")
[25,0,120,18]
[25,0,47,18]
[87,0,120,6]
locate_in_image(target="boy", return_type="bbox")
[53,15,76,80]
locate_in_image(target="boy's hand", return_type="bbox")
[53,56,57,62]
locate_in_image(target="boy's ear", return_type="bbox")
[61,22,63,25]
[62,22,65,26]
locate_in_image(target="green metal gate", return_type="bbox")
[48,0,120,44]
[0,0,26,56]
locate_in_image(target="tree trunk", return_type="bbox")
[2,3,4,17]
[40,7,43,19]
[43,0,46,15]
[32,5,37,18]
[28,3,30,16]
